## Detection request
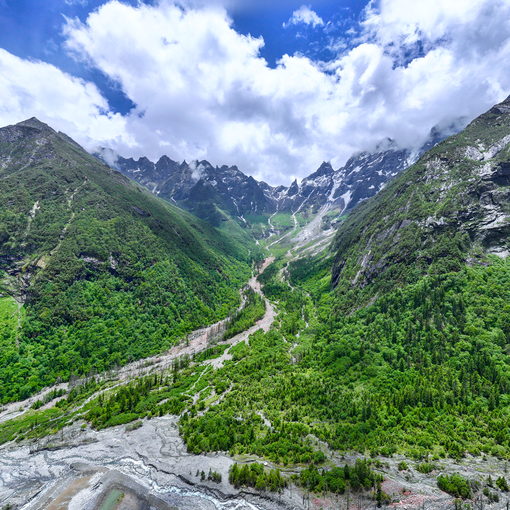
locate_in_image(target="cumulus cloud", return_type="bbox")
[0,48,127,149]
[284,5,324,28]
[1,0,510,185]
[58,0,510,184]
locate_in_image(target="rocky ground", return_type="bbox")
[0,416,304,510]
[3,413,510,510]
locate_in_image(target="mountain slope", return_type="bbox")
[246,96,510,460]
[331,96,510,307]
[0,118,253,402]
[3,100,510,508]
[103,143,424,229]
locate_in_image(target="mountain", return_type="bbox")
[0,118,253,402]
[99,141,431,227]
[277,145,415,214]
[113,156,276,224]
[331,95,510,306]
[3,101,510,510]
[275,95,510,460]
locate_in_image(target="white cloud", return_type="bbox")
[284,5,324,28]
[59,0,510,184]
[0,48,127,149]
[2,0,510,185]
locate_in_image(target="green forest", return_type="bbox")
[6,254,510,471]
[0,123,256,403]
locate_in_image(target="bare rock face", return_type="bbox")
[97,132,444,225]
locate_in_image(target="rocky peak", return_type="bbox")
[16,117,55,133]
[105,124,447,224]
[287,179,299,196]
[307,162,334,180]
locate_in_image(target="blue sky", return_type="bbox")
[0,0,364,115]
[0,0,509,184]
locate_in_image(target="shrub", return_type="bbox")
[437,474,471,499]
[416,462,436,474]
[496,476,509,492]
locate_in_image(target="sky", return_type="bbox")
[1,0,510,185]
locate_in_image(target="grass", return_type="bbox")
[270,213,294,228]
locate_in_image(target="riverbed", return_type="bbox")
[0,415,303,510]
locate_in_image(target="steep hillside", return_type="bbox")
[0,118,253,402]
[266,95,510,459]
[101,141,432,231]
[332,96,510,307]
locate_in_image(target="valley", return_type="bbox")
[2,97,510,510]
[3,1,510,509]
[3,235,510,510]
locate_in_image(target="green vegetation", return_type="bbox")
[269,213,295,228]
[229,463,286,492]
[397,461,408,471]
[178,253,510,462]
[199,468,222,483]
[297,459,382,494]
[0,121,255,403]
[85,370,198,429]
[290,255,510,459]
[0,296,18,356]
[224,288,265,339]
[416,462,437,474]
[4,101,510,501]
[5,252,510,470]
[30,388,66,409]
[330,98,510,313]
[483,487,500,503]
[496,476,509,491]
[437,474,472,499]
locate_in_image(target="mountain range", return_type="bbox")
[3,97,510,509]
[98,133,444,229]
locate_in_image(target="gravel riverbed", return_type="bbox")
[0,416,302,510]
